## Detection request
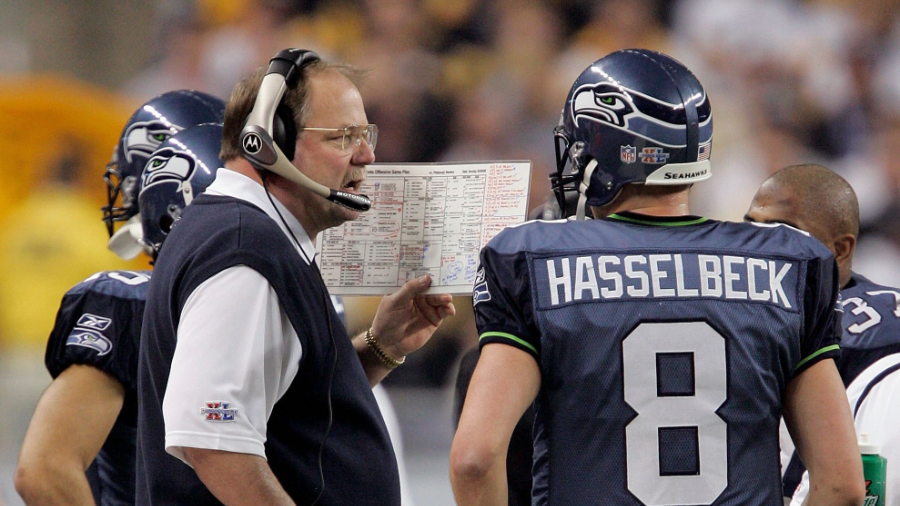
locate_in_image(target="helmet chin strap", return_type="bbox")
[575,159,598,221]
[107,214,145,260]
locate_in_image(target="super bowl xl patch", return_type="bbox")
[201,401,238,422]
[639,147,670,164]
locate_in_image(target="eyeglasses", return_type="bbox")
[300,124,378,152]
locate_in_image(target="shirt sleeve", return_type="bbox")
[794,255,842,376]
[472,243,538,360]
[163,266,302,463]
[44,279,143,391]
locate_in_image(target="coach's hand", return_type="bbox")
[357,275,455,384]
[374,275,455,357]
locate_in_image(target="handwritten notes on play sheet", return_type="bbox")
[316,161,531,295]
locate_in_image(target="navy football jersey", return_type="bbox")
[783,271,900,497]
[837,272,900,383]
[473,212,842,506]
[45,269,151,505]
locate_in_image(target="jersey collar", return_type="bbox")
[607,211,709,227]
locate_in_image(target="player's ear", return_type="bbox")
[832,232,856,272]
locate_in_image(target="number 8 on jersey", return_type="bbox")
[623,321,727,506]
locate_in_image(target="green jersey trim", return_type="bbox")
[479,331,537,354]
[608,213,709,227]
[795,344,840,371]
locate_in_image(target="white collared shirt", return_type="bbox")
[163,169,312,463]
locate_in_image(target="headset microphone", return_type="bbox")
[240,49,372,212]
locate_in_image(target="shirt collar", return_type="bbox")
[206,168,317,264]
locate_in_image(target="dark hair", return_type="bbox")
[219,61,367,162]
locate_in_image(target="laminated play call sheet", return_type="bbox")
[316,161,532,295]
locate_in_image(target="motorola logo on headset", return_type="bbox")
[243,133,262,154]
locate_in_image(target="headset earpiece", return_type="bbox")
[272,49,318,158]
[273,103,297,161]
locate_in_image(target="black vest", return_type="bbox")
[136,194,400,505]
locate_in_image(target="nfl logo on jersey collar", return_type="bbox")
[621,145,636,164]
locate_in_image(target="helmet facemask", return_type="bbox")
[549,124,578,217]
[550,124,602,221]
[101,152,136,238]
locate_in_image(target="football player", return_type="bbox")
[451,49,864,506]
[14,91,224,506]
[745,164,900,506]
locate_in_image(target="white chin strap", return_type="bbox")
[107,215,145,260]
[575,159,598,221]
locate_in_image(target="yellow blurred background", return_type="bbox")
[0,76,149,348]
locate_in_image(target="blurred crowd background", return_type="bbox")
[2,0,900,503]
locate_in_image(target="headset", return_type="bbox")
[239,48,372,212]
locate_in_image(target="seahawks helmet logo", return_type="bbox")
[142,147,204,205]
[571,83,636,127]
[570,82,712,148]
[123,120,181,163]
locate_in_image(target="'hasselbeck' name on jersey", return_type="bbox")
[536,252,798,309]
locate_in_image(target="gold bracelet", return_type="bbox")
[364,327,405,369]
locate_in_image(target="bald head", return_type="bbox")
[745,164,859,286]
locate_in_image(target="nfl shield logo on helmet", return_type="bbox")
[201,401,237,422]
[620,145,636,164]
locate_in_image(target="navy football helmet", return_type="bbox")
[103,90,224,256]
[138,123,224,259]
[551,49,713,218]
